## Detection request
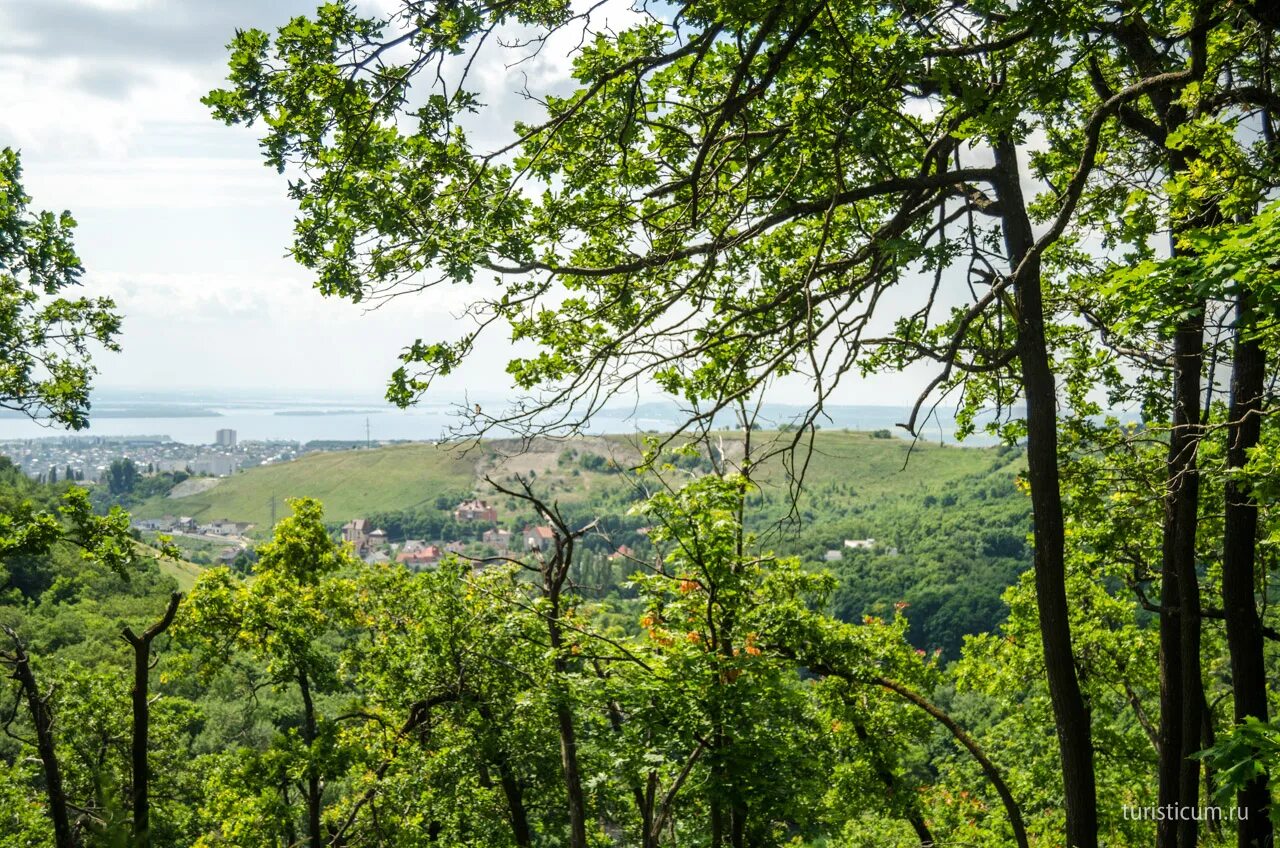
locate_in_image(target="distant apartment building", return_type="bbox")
[215,429,237,448]
[454,499,498,522]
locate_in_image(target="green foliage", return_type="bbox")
[0,147,121,429]
[1199,718,1280,826]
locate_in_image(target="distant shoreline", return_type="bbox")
[0,407,223,419]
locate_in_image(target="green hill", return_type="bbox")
[126,430,1027,654]
[132,442,480,530]
[132,431,1011,531]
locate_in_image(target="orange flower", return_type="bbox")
[679,579,699,594]
[686,631,701,643]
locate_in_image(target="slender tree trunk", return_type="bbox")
[544,548,588,848]
[854,722,935,847]
[1157,309,1208,848]
[549,628,588,848]
[1175,311,1207,848]
[5,634,77,848]
[1222,297,1273,848]
[490,478,590,848]
[122,593,181,848]
[494,746,532,847]
[1158,515,1185,848]
[298,670,323,848]
[994,139,1098,848]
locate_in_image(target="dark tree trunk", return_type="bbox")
[542,528,589,848]
[1158,520,1185,848]
[548,614,589,848]
[1222,297,1273,848]
[854,721,935,847]
[994,138,1098,848]
[494,753,532,848]
[121,592,181,848]
[1174,311,1207,848]
[298,670,323,848]
[489,476,592,848]
[3,629,76,848]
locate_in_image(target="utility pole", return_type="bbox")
[365,417,371,449]
[269,493,276,529]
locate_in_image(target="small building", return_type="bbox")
[454,499,498,522]
[824,550,844,562]
[133,518,170,532]
[173,516,197,533]
[202,518,247,537]
[608,544,635,561]
[401,539,428,554]
[397,545,443,569]
[342,519,373,549]
[482,528,513,549]
[524,525,555,552]
[843,538,876,550]
[367,528,389,548]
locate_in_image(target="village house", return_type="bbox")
[397,545,443,569]
[482,528,513,549]
[454,498,498,522]
[607,544,635,561]
[132,517,170,532]
[342,518,373,549]
[201,518,250,537]
[524,525,555,552]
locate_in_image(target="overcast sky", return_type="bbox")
[0,0,937,407]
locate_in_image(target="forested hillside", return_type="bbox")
[121,431,1029,653]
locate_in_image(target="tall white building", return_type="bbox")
[215,428,237,448]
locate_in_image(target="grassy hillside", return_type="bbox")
[132,442,480,530]
[134,430,1012,532]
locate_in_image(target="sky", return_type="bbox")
[0,0,939,408]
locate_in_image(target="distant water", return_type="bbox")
[0,390,1004,445]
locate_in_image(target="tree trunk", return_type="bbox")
[1222,297,1273,848]
[854,721,935,847]
[3,630,76,848]
[994,138,1098,848]
[545,544,588,848]
[1176,311,1207,848]
[494,745,532,847]
[122,592,181,848]
[298,670,323,848]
